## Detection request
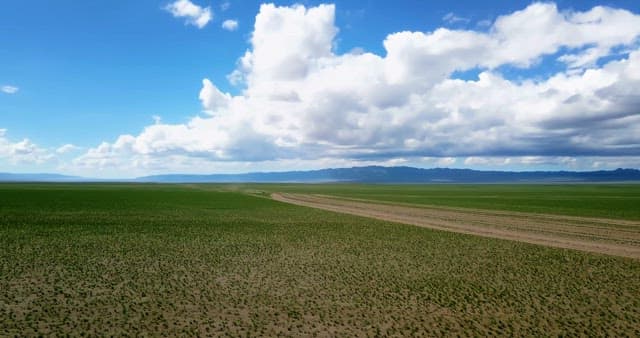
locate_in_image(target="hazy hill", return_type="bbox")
[136,166,640,183]
[0,173,85,182]
[2,167,639,183]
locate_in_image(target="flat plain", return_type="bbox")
[1,183,639,336]
[246,183,640,220]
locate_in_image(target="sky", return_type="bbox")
[1,0,640,178]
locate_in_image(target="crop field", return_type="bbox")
[1,183,640,336]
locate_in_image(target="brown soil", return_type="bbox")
[272,193,640,259]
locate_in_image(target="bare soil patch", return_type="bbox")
[272,193,640,259]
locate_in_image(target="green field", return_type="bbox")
[240,183,640,220]
[1,184,639,336]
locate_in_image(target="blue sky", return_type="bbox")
[1,1,640,177]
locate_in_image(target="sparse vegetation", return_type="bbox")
[1,183,639,336]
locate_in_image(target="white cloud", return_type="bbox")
[456,155,640,170]
[436,157,457,166]
[165,0,212,29]
[590,157,640,169]
[1,85,19,94]
[56,144,80,154]
[199,79,231,112]
[464,157,512,166]
[0,129,53,164]
[75,3,640,174]
[477,19,492,28]
[222,19,238,31]
[443,12,470,24]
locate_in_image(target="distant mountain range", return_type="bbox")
[2,166,640,183]
[137,166,640,183]
[0,173,86,182]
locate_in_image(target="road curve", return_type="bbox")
[272,193,640,259]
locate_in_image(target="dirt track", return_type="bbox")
[272,193,640,259]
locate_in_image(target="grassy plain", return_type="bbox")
[239,183,640,220]
[1,183,639,336]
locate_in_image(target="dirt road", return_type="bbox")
[272,193,640,259]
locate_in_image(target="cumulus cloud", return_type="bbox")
[199,79,231,112]
[76,2,640,173]
[56,144,80,154]
[222,19,238,31]
[1,85,19,94]
[0,129,53,164]
[165,0,212,29]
